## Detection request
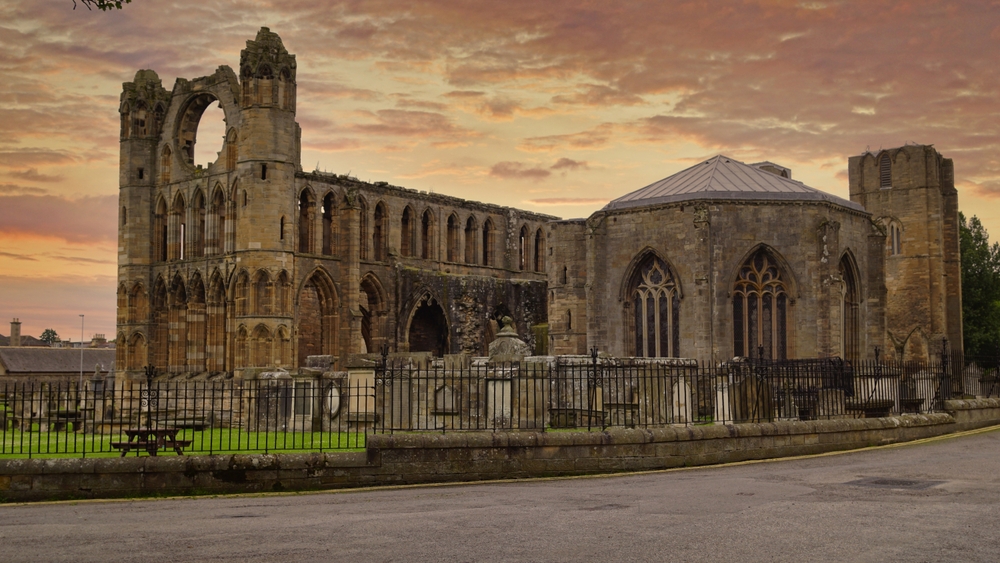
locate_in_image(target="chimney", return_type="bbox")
[10,318,21,347]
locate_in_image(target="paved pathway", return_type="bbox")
[2,427,999,562]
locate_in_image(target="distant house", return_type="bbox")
[0,347,116,384]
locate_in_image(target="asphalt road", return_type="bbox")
[2,427,999,563]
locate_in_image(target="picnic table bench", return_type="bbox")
[111,428,192,456]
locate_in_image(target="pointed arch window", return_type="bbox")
[482,219,495,266]
[322,193,336,256]
[192,191,206,258]
[447,214,460,262]
[464,216,477,264]
[401,207,415,257]
[733,249,788,359]
[627,255,680,358]
[373,203,387,261]
[359,200,369,260]
[421,210,434,259]
[534,228,544,272]
[839,256,860,362]
[298,191,314,253]
[518,226,529,270]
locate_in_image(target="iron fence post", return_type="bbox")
[939,339,951,405]
[142,365,158,436]
[588,347,600,431]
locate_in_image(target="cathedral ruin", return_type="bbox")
[115,28,963,378]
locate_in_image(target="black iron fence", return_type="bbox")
[369,351,1000,433]
[0,376,371,457]
[2,350,998,457]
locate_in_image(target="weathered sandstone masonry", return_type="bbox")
[2,399,997,502]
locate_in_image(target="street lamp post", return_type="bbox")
[79,314,85,392]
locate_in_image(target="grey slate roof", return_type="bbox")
[603,155,865,212]
[0,348,116,375]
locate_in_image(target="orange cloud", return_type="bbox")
[490,161,551,180]
[0,193,117,244]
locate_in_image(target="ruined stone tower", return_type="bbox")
[116,28,550,378]
[848,144,963,360]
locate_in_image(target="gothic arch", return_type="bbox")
[170,192,187,260]
[420,208,436,260]
[127,331,147,371]
[404,291,450,357]
[252,269,272,315]
[534,227,545,272]
[464,215,478,264]
[275,270,291,315]
[321,190,338,256]
[206,269,228,372]
[401,205,416,257]
[357,196,369,260]
[372,201,388,261]
[360,272,388,354]
[235,325,249,369]
[838,251,862,361]
[482,217,496,266]
[726,244,799,300]
[191,189,206,258]
[620,249,682,358]
[446,213,461,262]
[129,282,148,324]
[167,273,188,372]
[296,267,339,366]
[618,247,685,302]
[730,245,793,360]
[187,272,207,372]
[153,196,168,262]
[518,224,530,270]
[176,93,223,166]
[116,283,128,325]
[209,183,226,255]
[251,324,273,367]
[233,269,251,316]
[298,187,316,253]
[120,102,131,138]
[275,325,291,367]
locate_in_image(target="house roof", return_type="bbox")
[0,347,116,375]
[0,334,47,347]
[603,155,865,212]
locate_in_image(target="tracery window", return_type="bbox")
[733,249,788,359]
[628,255,680,358]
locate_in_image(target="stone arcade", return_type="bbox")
[115,28,550,378]
[116,28,962,378]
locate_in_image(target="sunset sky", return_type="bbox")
[2,1,1000,342]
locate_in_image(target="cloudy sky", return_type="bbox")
[2,0,1000,342]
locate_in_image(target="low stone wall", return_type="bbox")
[1,399,998,502]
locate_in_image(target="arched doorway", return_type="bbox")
[407,295,449,357]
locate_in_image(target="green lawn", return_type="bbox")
[0,427,366,459]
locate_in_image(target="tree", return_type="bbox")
[960,212,1000,358]
[40,329,60,344]
[73,0,131,10]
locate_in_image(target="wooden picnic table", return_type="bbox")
[110,428,192,457]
